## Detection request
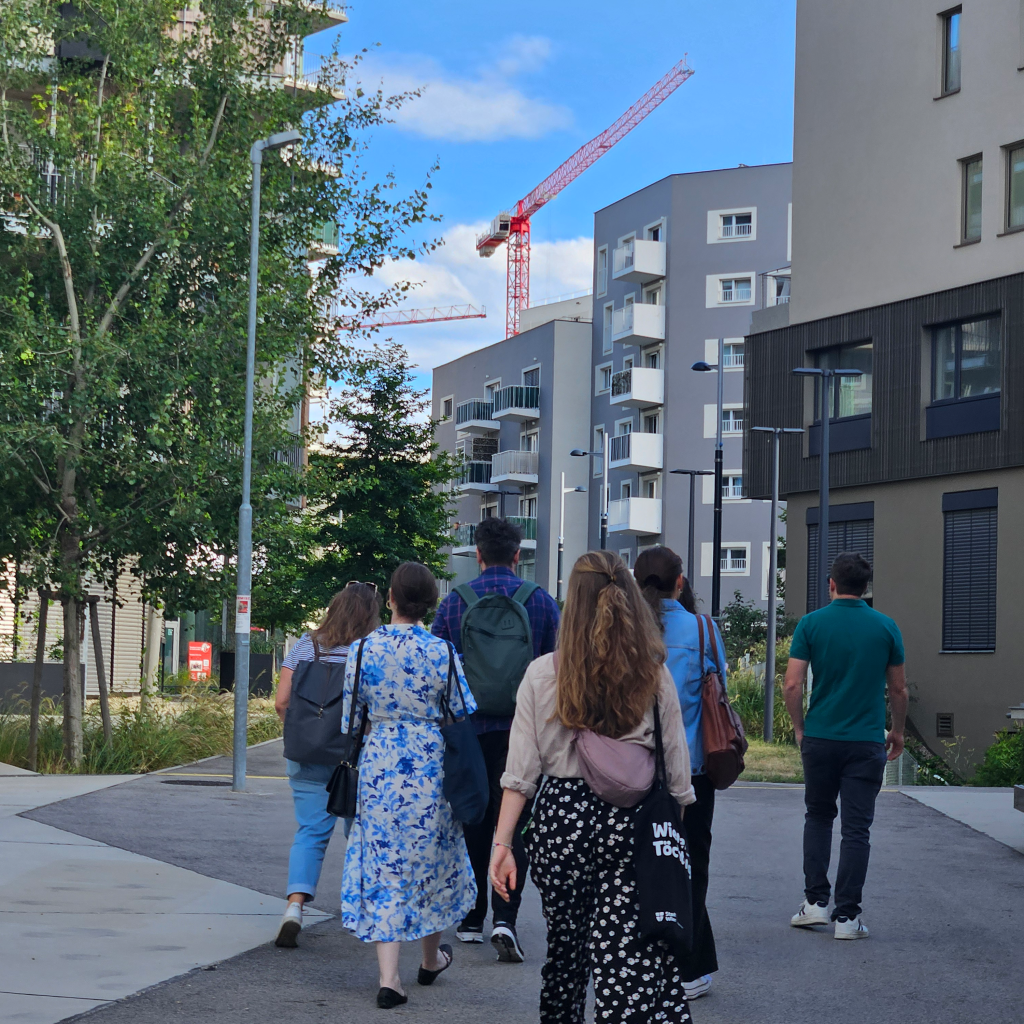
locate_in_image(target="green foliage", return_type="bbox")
[303,344,458,600]
[728,637,797,745]
[720,590,796,662]
[0,688,281,774]
[971,728,1024,787]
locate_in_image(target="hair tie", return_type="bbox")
[642,573,665,590]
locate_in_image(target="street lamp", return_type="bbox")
[791,366,863,612]
[571,445,609,550]
[692,341,725,617]
[233,128,302,793]
[750,426,804,742]
[557,472,587,602]
[669,469,714,586]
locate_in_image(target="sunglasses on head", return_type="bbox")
[346,580,378,593]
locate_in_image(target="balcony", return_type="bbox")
[612,240,666,284]
[492,385,540,421]
[611,367,664,408]
[608,497,662,536]
[608,432,663,471]
[457,461,497,494]
[451,523,477,555]
[612,303,665,345]
[308,220,339,258]
[455,399,498,433]
[490,449,539,485]
[504,515,537,549]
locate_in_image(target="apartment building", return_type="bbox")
[433,316,592,595]
[589,165,792,608]
[745,1,1024,760]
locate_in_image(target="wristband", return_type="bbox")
[492,841,513,850]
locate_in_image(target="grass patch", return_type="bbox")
[0,684,282,775]
[740,738,804,784]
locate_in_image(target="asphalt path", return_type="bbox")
[26,742,1024,1023]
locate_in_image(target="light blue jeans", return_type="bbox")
[285,760,350,901]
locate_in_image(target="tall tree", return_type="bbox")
[0,2,435,761]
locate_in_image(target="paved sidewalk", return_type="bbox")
[902,786,1024,853]
[1,755,326,1024]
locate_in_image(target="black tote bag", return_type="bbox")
[325,639,368,819]
[633,700,694,957]
[439,641,489,825]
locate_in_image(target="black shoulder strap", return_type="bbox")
[442,640,471,720]
[697,614,706,671]
[703,615,722,676]
[652,699,667,784]
[312,635,321,662]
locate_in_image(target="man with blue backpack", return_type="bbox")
[432,516,560,964]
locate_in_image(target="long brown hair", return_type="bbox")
[556,550,666,737]
[633,545,683,631]
[311,585,380,649]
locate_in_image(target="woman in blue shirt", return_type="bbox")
[634,545,725,1002]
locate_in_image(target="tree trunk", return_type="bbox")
[62,596,83,767]
[141,602,160,705]
[89,597,112,745]
[28,590,50,773]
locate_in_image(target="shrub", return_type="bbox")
[720,591,797,663]
[727,637,797,745]
[971,728,1024,787]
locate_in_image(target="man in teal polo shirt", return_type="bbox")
[783,552,907,940]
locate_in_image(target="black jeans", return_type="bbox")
[801,736,887,919]
[462,729,531,928]
[678,772,718,981]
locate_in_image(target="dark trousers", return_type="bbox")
[678,772,718,982]
[462,728,530,927]
[801,736,887,920]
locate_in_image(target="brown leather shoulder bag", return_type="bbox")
[698,615,748,790]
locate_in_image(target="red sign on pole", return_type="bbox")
[188,641,213,681]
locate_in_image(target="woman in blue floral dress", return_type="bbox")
[341,562,478,1009]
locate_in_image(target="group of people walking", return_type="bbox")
[273,514,907,1021]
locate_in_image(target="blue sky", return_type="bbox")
[308,0,797,390]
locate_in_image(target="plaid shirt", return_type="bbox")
[432,566,560,732]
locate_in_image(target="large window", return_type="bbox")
[722,408,744,434]
[815,342,873,419]
[932,317,1000,402]
[962,156,983,242]
[597,246,608,296]
[721,213,752,238]
[942,489,997,652]
[943,8,962,95]
[721,277,752,303]
[722,475,743,499]
[807,503,874,613]
[723,341,744,368]
[1006,143,1024,231]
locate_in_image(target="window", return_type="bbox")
[597,246,608,296]
[815,342,873,419]
[644,284,662,305]
[523,366,540,387]
[619,548,633,567]
[1006,143,1024,231]
[620,481,632,500]
[602,303,613,355]
[723,341,744,368]
[932,317,1000,402]
[723,475,743,499]
[596,362,613,395]
[593,426,605,476]
[942,489,997,652]
[623,356,634,372]
[722,408,744,434]
[519,496,538,518]
[441,396,453,419]
[641,475,658,499]
[616,419,632,435]
[644,350,661,369]
[480,503,497,519]
[962,156,983,242]
[643,412,659,434]
[516,552,536,582]
[806,503,874,612]
[520,430,539,452]
[720,277,752,303]
[722,547,748,573]
[647,224,661,241]
[721,213,752,238]
[943,8,962,95]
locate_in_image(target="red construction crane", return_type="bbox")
[476,59,694,338]
[358,304,486,328]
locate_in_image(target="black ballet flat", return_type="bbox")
[376,987,408,1009]
[416,943,453,986]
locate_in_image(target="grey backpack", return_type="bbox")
[454,581,538,716]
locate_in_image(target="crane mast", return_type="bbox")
[476,59,694,337]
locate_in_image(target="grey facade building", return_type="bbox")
[589,164,792,609]
[432,316,592,595]
[746,1,1024,762]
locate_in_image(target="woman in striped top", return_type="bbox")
[274,583,381,948]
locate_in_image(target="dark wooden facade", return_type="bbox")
[744,273,1024,499]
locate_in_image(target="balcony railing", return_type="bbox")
[457,461,492,486]
[722,555,748,572]
[452,523,477,548]
[611,302,666,343]
[610,367,664,407]
[455,399,495,425]
[721,222,752,238]
[609,433,631,463]
[504,515,537,540]
[608,430,663,470]
[311,220,339,250]
[612,239,666,283]
[613,241,635,275]
[611,370,631,399]
[491,449,539,479]
[492,385,540,417]
[608,497,662,535]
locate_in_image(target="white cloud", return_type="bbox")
[365,222,594,390]
[358,39,571,143]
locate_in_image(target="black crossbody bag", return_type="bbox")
[439,641,489,825]
[325,639,368,819]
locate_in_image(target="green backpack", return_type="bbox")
[454,581,539,716]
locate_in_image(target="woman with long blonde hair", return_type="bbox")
[490,551,695,1023]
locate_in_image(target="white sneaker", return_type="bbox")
[790,899,830,928]
[834,915,869,940]
[683,975,712,1000]
[275,902,302,947]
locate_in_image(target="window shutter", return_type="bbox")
[942,508,997,651]
[807,518,875,612]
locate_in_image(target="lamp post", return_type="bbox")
[557,472,587,602]
[791,367,864,611]
[233,128,302,794]
[669,469,714,585]
[750,426,804,742]
[570,445,609,549]
[692,341,725,617]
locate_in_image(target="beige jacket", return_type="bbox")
[500,653,695,809]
